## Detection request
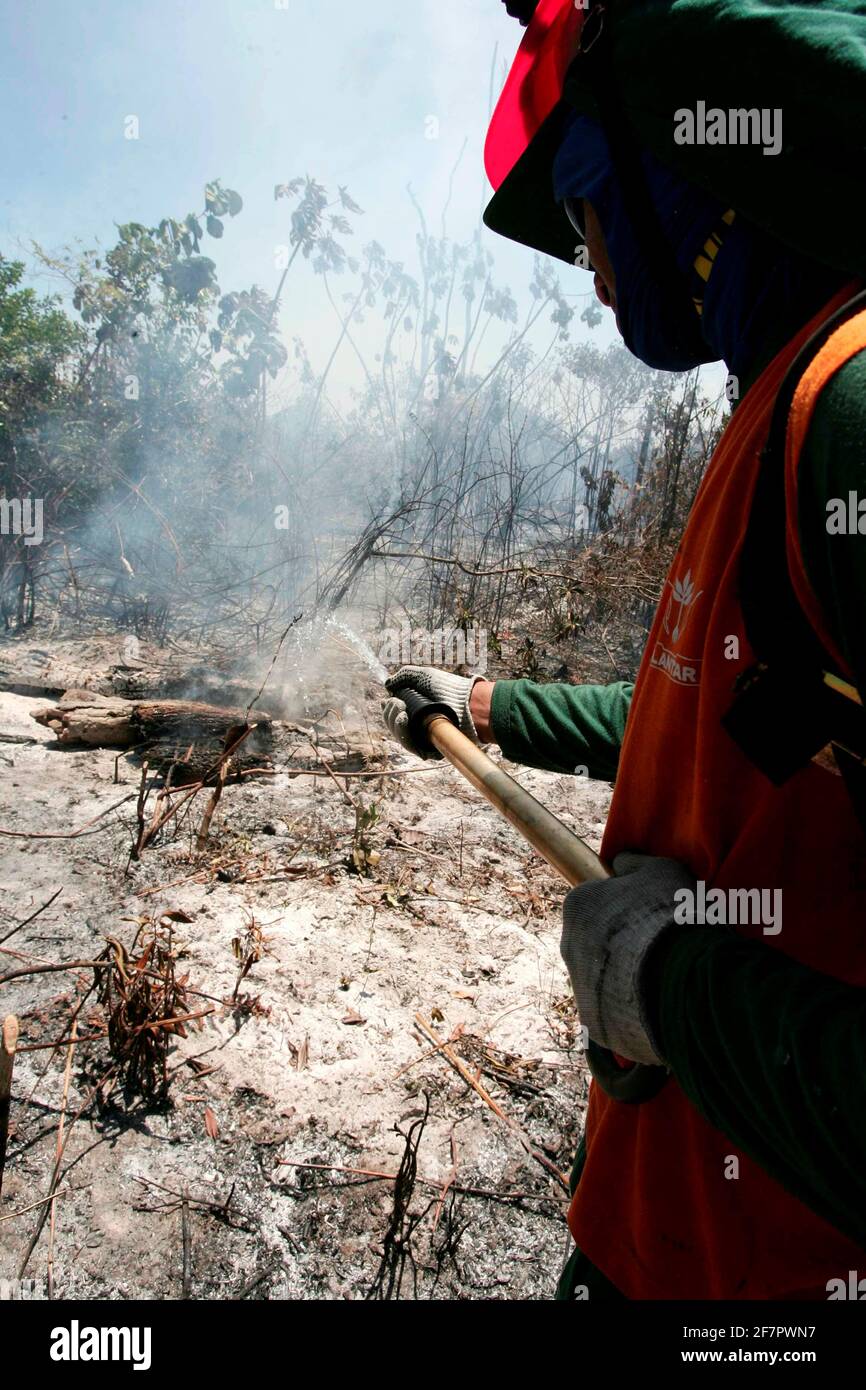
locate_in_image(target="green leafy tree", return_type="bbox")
[0,255,83,461]
[0,257,84,625]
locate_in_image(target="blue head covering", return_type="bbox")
[552,112,845,382]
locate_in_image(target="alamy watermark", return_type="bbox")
[674,102,782,157]
[673,881,782,935]
[0,496,43,546]
[378,622,487,673]
[826,492,866,534]
[50,1320,152,1370]
[0,1276,47,1299]
[827,1270,866,1299]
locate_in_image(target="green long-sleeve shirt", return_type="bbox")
[491,677,633,781]
[489,350,866,1254]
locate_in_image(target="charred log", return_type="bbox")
[32,693,275,784]
[31,694,382,784]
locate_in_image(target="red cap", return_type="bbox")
[484,0,586,193]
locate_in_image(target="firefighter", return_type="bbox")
[383,0,866,1298]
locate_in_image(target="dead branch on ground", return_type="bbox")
[96,923,200,1099]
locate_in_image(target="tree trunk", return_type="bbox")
[32,694,274,782]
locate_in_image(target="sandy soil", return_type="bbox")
[0,633,613,1301]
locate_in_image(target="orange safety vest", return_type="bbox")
[570,285,866,1300]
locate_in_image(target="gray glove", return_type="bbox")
[561,851,696,1067]
[382,665,486,759]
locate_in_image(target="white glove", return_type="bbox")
[561,851,697,1066]
[382,665,487,760]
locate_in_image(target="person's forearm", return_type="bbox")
[468,677,494,742]
[643,926,866,1247]
[471,677,633,779]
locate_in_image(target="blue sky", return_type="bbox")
[0,0,617,401]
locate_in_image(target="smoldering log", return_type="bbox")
[131,700,276,784]
[32,693,275,783]
[31,693,382,783]
[131,701,273,747]
[32,691,136,747]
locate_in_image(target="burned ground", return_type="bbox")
[0,631,612,1301]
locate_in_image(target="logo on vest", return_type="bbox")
[651,569,704,686]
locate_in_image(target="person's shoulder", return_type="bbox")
[800,345,866,495]
[796,342,866,686]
